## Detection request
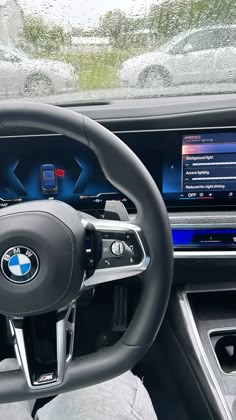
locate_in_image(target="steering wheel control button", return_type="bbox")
[1,246,39,283]
[111,241,125,256]
[96,230,144,269]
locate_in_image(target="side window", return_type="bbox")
[187,28,236,51]
[171,28,236,54]
[183,31,214,52]
[211,28,236,48]
[172,31,213,54]
[171,36,192,54]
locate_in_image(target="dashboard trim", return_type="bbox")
[171,220,236,254]
[0,125,236,138]
[174,250,236,259]
[0,133,61,139]
[113,125,236,134]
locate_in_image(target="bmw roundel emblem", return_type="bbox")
[1,246,39,283]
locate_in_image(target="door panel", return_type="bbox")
[170,30,218,84]
[173,50,217,84]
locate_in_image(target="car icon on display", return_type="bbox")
[40,164,58,194]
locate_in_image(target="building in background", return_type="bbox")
[0,0,23,46]
[71,36,111,53]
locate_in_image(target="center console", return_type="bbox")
[169,285,236,420]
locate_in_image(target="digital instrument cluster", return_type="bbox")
[0,135,132,211]
[1,128,236,212]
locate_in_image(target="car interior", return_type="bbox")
[2,1,236,420]
[0,96,235,420]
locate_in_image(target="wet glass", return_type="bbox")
[1,0,236,103]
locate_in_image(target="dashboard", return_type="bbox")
[2,96,236,284]
[2,127,236,213]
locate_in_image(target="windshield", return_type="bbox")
[1,0,236,104]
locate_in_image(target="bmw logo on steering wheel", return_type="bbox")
[1,246,39,283]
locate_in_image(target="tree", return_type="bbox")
[21,15,46,53]
[70,26,83,37]
[99,10,129,48]
[22,15,71,54]
[147,0,236,44]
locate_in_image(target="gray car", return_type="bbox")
[0,46,77,97]
[120,25,236,88]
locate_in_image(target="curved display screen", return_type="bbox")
[159,129,236,209]
[1,128,236,212]
[182,132,236,199]
[0,136,133,211]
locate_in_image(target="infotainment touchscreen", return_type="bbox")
[182,133,236,195]
[163,131,236,208]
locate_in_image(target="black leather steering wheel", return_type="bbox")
[0,103,173,403]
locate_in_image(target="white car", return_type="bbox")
[0,46,76,97]
[120,25,236,88]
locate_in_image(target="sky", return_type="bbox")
[19,0,159,28]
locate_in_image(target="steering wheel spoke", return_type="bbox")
[83,218,150,287]
[9,301,76,390]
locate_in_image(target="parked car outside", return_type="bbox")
[120,25,236,88]
[0,46,77,97]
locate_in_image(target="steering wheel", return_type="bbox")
[0,103,173,403]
